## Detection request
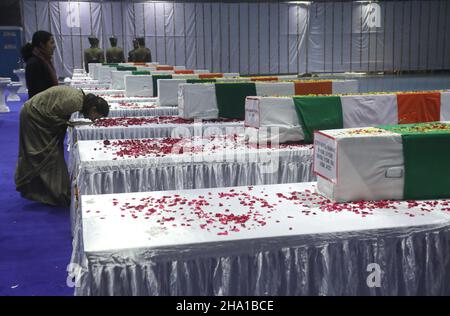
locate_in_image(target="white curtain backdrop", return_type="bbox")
[22,1,450,78]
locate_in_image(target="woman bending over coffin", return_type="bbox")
[15,86,109,207]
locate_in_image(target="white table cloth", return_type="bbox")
[68,116,243,147]
[71,102,178,118]
[102,96,157,103]
[69,82,111,89]
[83,89,124,96]
[70,135,314,233]
[72,182,450,295]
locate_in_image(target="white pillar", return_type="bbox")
[0,77,12,112]
[7,82,22,102]
[13,69,28,94]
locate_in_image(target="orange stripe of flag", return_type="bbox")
[250,76,279,82]
[199,73,224,79]
[174,70,195,74]
[157,66,174,70]
[397,92,441,124]
[294,81,332,95]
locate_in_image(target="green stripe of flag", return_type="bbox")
[379,122,450,199]
[152,75,173,97]
[215,83,256,119]
[293,96,343,143]
[117,66,137,71]
[132,70,150,75]
[186,79,216,84]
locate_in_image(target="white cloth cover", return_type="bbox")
[71,103,178,118]
[341,94,398,128]
[97,66,114,83]
[70,82,111,89]
[193,69,210,74]
[72,139,314,196]
[111,71,132,90]
[218,77,251,82]
[136,66,156,72]
[70,76,91,81]
[69,137,313,233]
[315,128,404,202]
[102,96,157,103]
[72,182,450,295]
[246,97,304,143]
[83,89,124,96]
[158,79,187,106]
[125,75,153,97]
[277,75,299,80]
[440,92,450,121]
[255,82,295,96]
[150,70,174,75]
[171,74,198,79]
[331,80,359,93]
[179,83,219,119]
[88,63,101,79]
[0,77,11,112]
[72,69,85,76]
[70,120,243,144]
[222,73,240,77]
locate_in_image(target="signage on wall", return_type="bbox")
[66,3,80,28]
[367,3,381,28]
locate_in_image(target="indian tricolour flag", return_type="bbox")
[294,91,450,143]
[315,122,450,202]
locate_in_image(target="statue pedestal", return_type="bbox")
[14,69,28,94]
[0,78,12,112]
[7,82,22,102]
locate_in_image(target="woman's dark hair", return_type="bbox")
[21,30,53,62]
[81,93,109,118]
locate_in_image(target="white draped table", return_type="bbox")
[102,96,157,103]
[73,182,450,295]
[71,102,178,118]
[70,135,314,233]
[83,89,124,96]
[68,116,244,148]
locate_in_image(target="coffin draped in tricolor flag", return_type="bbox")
[315,122,450,202]
[124,72,240,98]
[245,91,450,143]
[179,80,359,119]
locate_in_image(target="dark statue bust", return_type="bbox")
[130,37,152,63]
[84,36,104,72]
[106,36,125,63]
